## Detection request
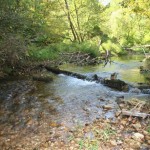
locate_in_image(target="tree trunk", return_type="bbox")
[64,0,80,42]
[74,1,84,42]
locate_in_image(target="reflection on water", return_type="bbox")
[61,55,149,84]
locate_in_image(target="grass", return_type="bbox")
[78,139,99,150]
[99,126,116,141]
[28,42,100,61]
[76,124,116,150]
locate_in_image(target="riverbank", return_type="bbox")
[1,95,149,150]
[36,113,150,150]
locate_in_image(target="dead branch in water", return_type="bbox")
[44,66,129,91]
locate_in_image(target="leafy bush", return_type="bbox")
[0,35,27,71]
[100,40,122,55]
[28,42,100,61]
[28,45,58,61]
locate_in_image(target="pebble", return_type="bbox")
[132,132,144,141]
[125,139,141,149]
[119,103,125,108]
[142,130,149,135]
[110,140,117,146]
[115,111,121,117]
[120,120,127,125]
[84,132,95,140]
[103,105,113,110]
[132,123,141,130]
[145,135,150,140]
[117,140,123,145]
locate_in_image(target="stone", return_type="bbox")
[120,119,127,125]
[32,74,53,82]
[110,140,117,146]
[142,89,150,94]
[145,135,150,140]
[117,140,123,145]
[84,132,95,140]
[125,139,141,149]
[115,111,121,117]
[103,105,113,110]
[132,123,142,130]
[132,132,144,141]
[143,130,149,136]
[130,88,141,94]
[119,103,125,108]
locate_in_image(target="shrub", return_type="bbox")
[28,42,100,61]
[0,35,27,71]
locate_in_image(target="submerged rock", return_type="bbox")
[130,88,141,94]
[103,105,113,110]
[142,89,150,94]
[32,74,53,82]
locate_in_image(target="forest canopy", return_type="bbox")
[0,0,150,72]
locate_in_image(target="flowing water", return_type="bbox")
[0,55,150,149]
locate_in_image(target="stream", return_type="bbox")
[0,55,150,149]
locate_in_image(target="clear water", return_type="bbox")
[0,55,149,129]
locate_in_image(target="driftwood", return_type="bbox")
[59,52,101,65]
[121,110,149,119]
[45,66,90,80]
[45,66,129,91]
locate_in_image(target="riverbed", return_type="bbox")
[0,55,149,149]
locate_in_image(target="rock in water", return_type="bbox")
[142,89,150,94]
[104,79,129,91]
[33,74,53,82]
[103,105,113,110]
[130,88,141,94]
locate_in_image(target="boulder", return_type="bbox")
[142,89,150,94]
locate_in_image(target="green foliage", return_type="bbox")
[78,139,99,150]
[100,40,122,55]
[99,126,116,141]
[28,45,58,61]
[0,35,27,70]
[69,42,99,57]
[107,0,150,48]
[28,42,100,61]
[0,0,150,72]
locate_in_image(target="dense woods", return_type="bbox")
[0,0,150,74]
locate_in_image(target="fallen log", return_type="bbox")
[59,52,101,65]
[120,110,149,119]
[45,66,129,91]
[45,66,89,80]
[104,79,129,91]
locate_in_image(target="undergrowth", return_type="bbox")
[28,42,100,61]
